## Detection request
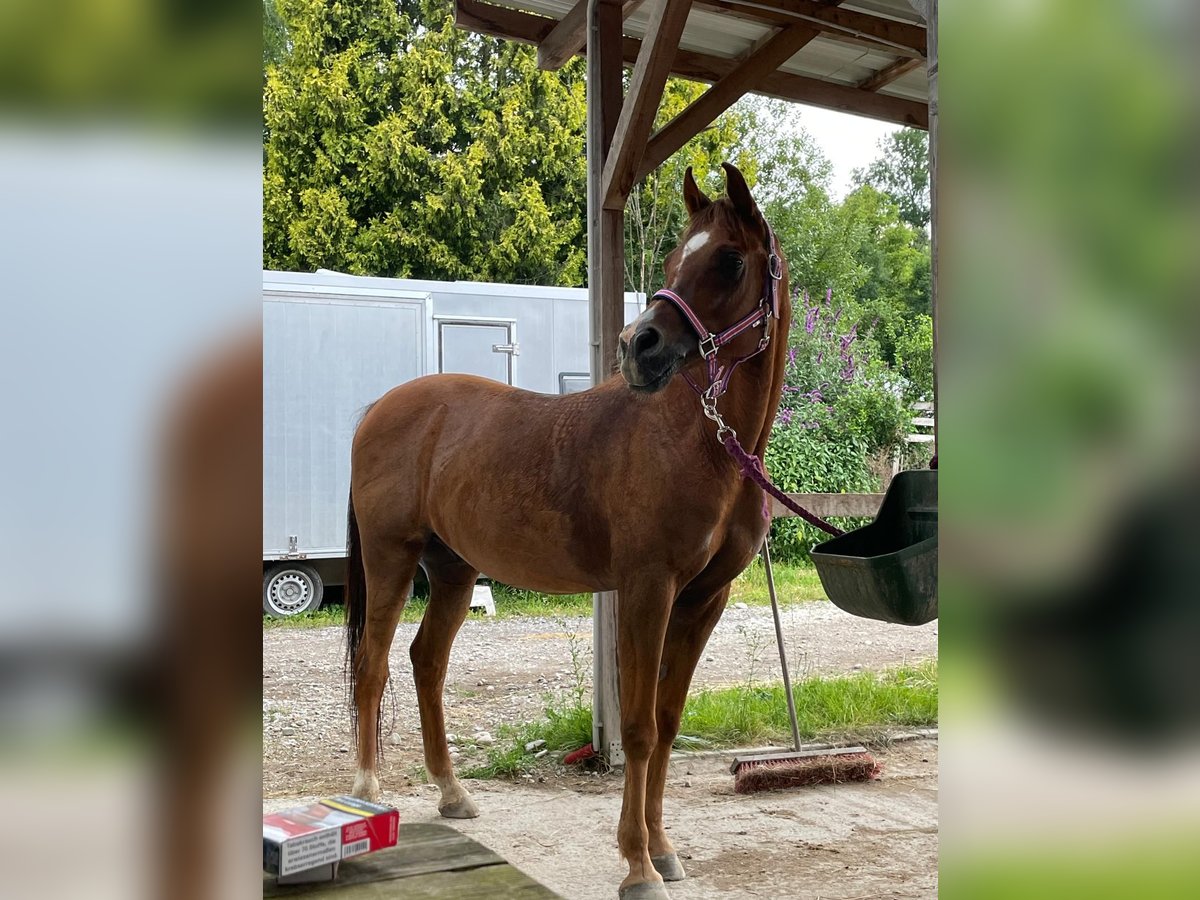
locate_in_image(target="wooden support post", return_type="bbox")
[636,23,819,183]
[601,0,693,209]
[587,0,626,767]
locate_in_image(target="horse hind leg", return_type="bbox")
[348,537,423,803]
[411,537,480,819]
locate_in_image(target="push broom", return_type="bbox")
[730,541,880,793]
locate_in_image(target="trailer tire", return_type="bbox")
[263,563,324,617]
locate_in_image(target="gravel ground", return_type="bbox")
[263,600,936,798]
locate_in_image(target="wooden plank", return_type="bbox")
[264,824,560,898]
[636,24,819,182]
[770,492,883,519]
[455,0,559,44]
[538,0,646,70]
[857,55,923,91]
[537,0,589,69]
[268,864,559,899]
[454,1,927,128]
[667,42,928,128]
[587,0,628,769]
[600,0,694,209]
[703,0,926,56]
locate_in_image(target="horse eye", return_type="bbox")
[720,252,744,278]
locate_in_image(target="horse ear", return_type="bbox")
[721,162,761,224]
[683,167,712,217]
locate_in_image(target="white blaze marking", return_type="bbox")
[680,229,711,264]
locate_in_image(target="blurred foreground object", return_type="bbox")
[0,1,261,895]
[942,0,1200,895]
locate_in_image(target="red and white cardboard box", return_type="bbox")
[263,796,399,878]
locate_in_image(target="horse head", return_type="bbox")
[619,162,777,393]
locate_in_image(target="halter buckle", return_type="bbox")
[768,253,783,281]
[698,333,720,359]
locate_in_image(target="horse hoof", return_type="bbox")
[351,770,380,803]
[651,853,686,882]
[618,881,671,900]
[438,796,480,819]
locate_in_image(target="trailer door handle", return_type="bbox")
[492,343,520,357]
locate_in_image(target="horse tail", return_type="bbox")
[344,488,367,748]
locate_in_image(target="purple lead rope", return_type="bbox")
[721,433,846,537]
[653,224,847,540]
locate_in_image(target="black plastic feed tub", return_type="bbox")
[811,469,937,626]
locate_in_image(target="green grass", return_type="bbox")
[677,659,938,748]
[263,560,827,629]
[461,704,594,780]
[464,659,938,780]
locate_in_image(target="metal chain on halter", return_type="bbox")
[693,234,782,445]
[650,222,844,536]
[700,381,735,443]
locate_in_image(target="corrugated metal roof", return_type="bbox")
[472,1,928,121]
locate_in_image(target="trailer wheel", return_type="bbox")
[263,563,324,617]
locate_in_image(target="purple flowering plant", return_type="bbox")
[764,288,910,562]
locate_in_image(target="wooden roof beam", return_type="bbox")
[703,0,926,57]
[856,55,923,91]
[636,24,819,183]
[666,41,927,128]
[600,0,694,209]
[538,0,647,71]
[454,0,928,128]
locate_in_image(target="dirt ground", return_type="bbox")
[264,739,937,899]
[263,602,938,897]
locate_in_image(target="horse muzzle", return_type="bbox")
[618,321,684,393]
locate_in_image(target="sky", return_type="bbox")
[780,104,899,200]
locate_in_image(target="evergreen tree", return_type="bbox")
[264,0,588,284]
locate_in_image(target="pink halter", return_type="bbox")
[650,225,783,406]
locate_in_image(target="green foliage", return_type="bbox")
[853,127,930,230]
[890,313,935,404]
[765,291,910,563]
[679,659,938,747]
[263,0,288,70]
[264,0,587,283]
[465,660,938,779]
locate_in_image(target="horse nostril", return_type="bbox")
[633,326,662,358]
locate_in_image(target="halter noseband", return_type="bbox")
[649,225,782,440]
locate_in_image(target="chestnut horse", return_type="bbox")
[345,163,791,899]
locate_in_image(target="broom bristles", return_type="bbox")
[733,752,881,794]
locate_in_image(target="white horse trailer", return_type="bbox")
[262,270,644,615]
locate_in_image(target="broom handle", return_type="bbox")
[762,540,802,753]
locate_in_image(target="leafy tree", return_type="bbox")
[263,0,288,70]
[742,101,879,304]
[835,184,930,360]
[264,0,588,284]
[853,127,930,231]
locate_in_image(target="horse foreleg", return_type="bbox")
[411,564,479,818]
[644,585,730,883]
[615,578,676,899]
[351,542,422,802]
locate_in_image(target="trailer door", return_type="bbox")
[437,318,517,385]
